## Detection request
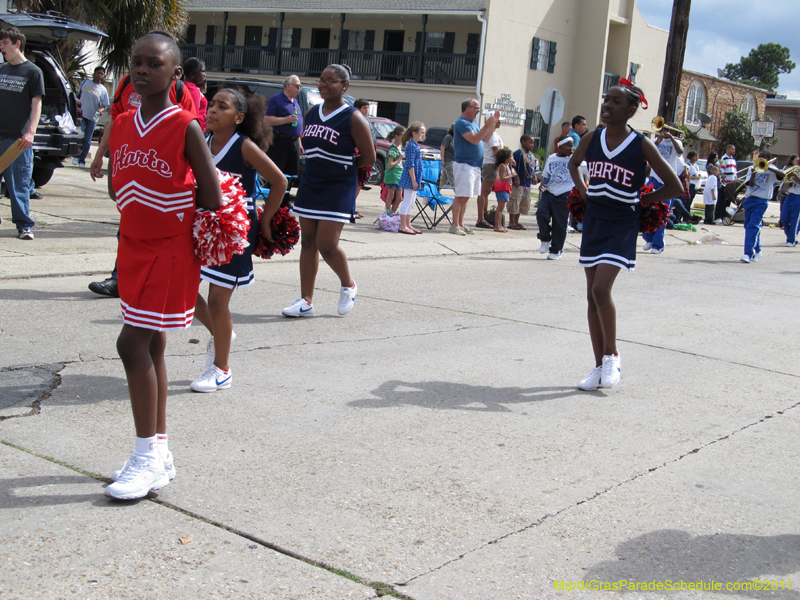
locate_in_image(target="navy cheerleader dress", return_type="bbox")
[200,133,259,289]
[579,127,647,271]
[292,103,358,223]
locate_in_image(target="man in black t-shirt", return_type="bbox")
[0,27,44,240]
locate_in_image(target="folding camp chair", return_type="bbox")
[411,159,454,229]
[254,173,299,208]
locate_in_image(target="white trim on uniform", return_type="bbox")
[600,128,637,159]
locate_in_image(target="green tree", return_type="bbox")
[722,43,795,91]
[717,109,777,159]
[15,0,187,75]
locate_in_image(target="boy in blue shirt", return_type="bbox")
[509,134,537,230]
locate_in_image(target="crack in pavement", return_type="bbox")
[398,399,800,587]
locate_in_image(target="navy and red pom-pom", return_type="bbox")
[254,206,300,259]
[638,182,670,233]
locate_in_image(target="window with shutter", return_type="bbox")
[530,37,540,70]
[205,25,218,46]
[186,24,196,45]
[226,26,237,46]
[267,28,277,50]
[547,41,557,73]
[779,109,798,129]
[365,30,375,51]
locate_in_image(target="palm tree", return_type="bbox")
[14,0,187,74]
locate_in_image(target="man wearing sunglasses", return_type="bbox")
[265,74,304,186]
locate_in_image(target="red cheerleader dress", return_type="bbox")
[110,105,199,331]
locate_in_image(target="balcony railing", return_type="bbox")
[179,44,478,85]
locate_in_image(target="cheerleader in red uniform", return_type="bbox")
[101,33,222,499]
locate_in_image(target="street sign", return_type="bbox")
[539,87,564,126]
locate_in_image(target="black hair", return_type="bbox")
[183,57,206,78]
[520,134,533,144]
[216,88,273,152]
[354,98,370,109]
[495,148,512,166]
[786,155,798,168]
[447,126,454,135]
[387,125,405,141]
[758,150,771,158]
[562,121,571,128]
[136,31,181,64]
[326,64,351,83]
[571,115,586,127]
[687,151,697,160]
[93,66,106,74]
[706,151,718,164]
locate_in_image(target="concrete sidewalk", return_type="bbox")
[1,165,798,599]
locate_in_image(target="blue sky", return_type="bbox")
[636,0,800,99]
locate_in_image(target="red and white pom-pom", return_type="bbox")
[567,187,586,223]
[193,170,251,266]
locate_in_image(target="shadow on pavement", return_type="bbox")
[350,380,585,412]
[584,529,800,598]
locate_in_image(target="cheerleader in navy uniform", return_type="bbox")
[282,64,375,317]
[191,88,287,392]
[568,81,682,390]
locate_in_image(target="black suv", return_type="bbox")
[0,12,106,187]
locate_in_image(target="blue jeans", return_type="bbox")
[743,197,768,257]
[79,118,97,162]
[780,193,800,245]
[0,138,34,231]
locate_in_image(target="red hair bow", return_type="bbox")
[618,78,648,110]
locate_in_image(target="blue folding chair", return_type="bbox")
[412,159,454,229]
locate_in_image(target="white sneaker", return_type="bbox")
[19,228,34,240]
[651,247,664,254]
[786,241,797,247]
[104,454,169,500]
[547,251,562,260]
[578,366,602,391]
[204,331,236,370]
[462,225,475,235]
[190,365,232,392]
[72,157,79,165]
[111,450,175,481]
[740,254,751,263]
[714,218,723,225]
[539,240,549,254]
[642,241,653,251]
[567,225,576,233]
[599,354,621,388]
[282,298,314,317]
[752,251,762,262]
[338,281,357,315]
[448,225,466,236]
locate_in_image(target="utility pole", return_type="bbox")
[658,0,691,123]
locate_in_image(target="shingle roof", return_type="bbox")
[186,0,484,12]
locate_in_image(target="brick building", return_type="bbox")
[677,69,768,159]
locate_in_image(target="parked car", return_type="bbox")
[368,116,440,184]
[423,126,450,151]
[0,12,106,187]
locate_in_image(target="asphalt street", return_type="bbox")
[1,160,798,600]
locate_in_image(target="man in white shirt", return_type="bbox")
[537,137,575,259]
[477,119,502,228]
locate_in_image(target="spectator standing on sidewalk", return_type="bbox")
[450,99,499,235]
[0,27,43,241]
[716,144,737,224]
[264,74,303,187]
[74,67,109,168]
[182,57,207,131]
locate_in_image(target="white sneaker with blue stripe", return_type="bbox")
[337,281,357,315]
[190,366,232,393]
[599,354,621,388]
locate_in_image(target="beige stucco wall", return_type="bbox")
[627,8,668,133]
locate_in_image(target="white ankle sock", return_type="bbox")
[156,433,169,458]
[134,435,159,460]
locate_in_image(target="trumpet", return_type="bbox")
[651,116,684,139]
[754,157,777,174]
